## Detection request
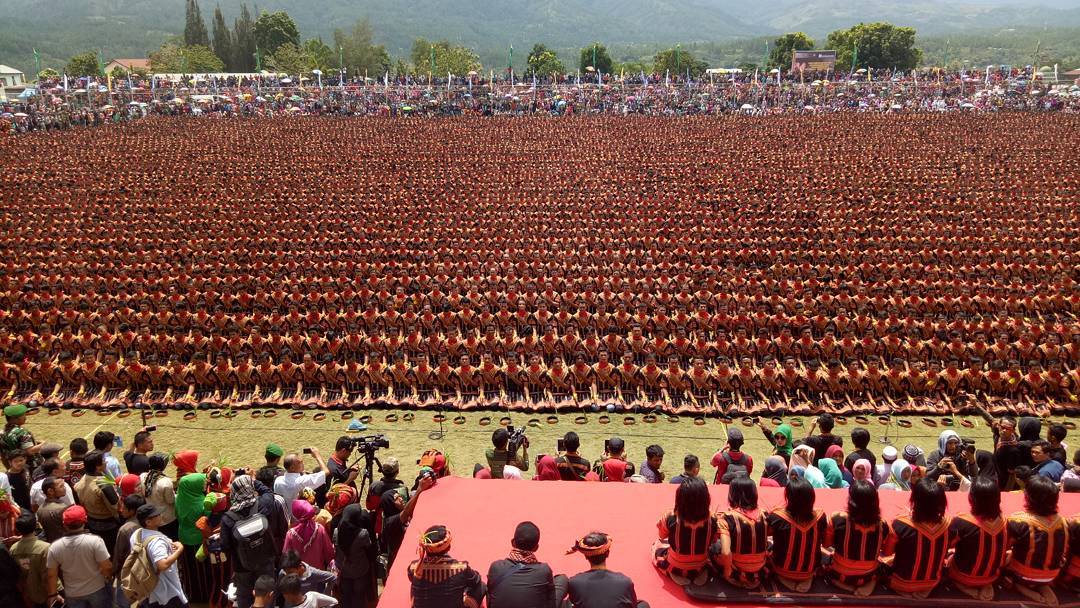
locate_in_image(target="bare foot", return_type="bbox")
[854,580,876,597]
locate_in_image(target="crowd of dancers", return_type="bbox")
[0,113,1077,417]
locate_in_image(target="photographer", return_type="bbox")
[556,432,591,481]
[382,474,436,567]
[328,437,360,489]
[926,430,978,491]
[366,458,405,510]
[485,428,529,480]
[594,437,634,482]
[274,447,329,505]
[711,429,753,485]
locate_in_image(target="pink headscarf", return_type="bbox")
[290,499,318,550]
[852,459,873,484]
[825,444,847,471]
[534,455,561,481]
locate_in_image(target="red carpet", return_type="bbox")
[383,477,1080,607]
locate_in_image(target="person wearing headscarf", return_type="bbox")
[335,504,377,608]
[174,471,212,602]
[791,445,827,489]
[760,456,788,488]
[408,524,486,608]
[825,444,852,486]
[141,452,177,540]
[503,465,524,480]
[881,461,913,491]
[283,498,334,570]
[219,474,283,608]
[819,458,848,489]
[173,450,199,481]
[927,430,978,491]
[534,455,561,481]
[851,459,873,485]
[758,421,794,464]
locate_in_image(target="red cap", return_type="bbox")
[62,505,87,527]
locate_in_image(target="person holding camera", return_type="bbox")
[328,437,360,489]
[926,430,978,491]
[556,432,591,481]
[274,448,329,506]
[594,437,634,482]
[485,428,529,480]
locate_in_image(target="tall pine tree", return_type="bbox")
[184,0,211,48]
[232,3,256,71]
[212,6,233,70]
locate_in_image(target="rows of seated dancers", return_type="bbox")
[654,474,1079,605]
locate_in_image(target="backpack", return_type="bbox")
[718,452,749,484]
[228,502,275,572]
[120,529,161,603]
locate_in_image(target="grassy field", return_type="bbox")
[20,408,1014,485]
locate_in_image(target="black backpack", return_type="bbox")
[227,502,275,572]
[718,452,749,484]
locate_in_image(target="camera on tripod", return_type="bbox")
[507,426,527,453]
[349,434,390,454]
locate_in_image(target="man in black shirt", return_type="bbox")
[408,524,485,608]
[327,436,359,489]
[487,521,567,608]
[122,430,154,475]
[565,532,648,608]
[802,413,843,466]
[556,432,591,481]
[843,427,877,473]
[366,457,405,510]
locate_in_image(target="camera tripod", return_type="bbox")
[349,448,382,504]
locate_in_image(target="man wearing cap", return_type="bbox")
[366,458,405,510]
[257,443,286,487]
[46,505,113,608]
[875,446,898,487]
[274,447,328,506]
[134,503,187,608]
[2,404,43,469]
[564,532,648,608]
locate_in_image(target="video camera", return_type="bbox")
[347,434,390,454]
[507,425,528,453]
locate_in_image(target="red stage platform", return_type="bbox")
[383,477,1080,607]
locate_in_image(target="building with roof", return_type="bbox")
[0,65,25,87]
[105,58,150,74]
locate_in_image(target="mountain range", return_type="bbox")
[2,0,1079,74]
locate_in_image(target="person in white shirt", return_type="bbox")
[278,573,338,608]
[135,503,188,608]
[30,459,75,509]
[274,448,329,506]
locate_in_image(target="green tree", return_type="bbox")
[579,42,613,74]
[149,43,224,72]
[254,11,300,56]
[826,22,921,71]
[653,46,708,77]
[232,3,256,71]
[37,68,60,81]
[769,32,814,68]
[212,6,233,70]
[332,18,391,78]
[303,38,334,72]
[525,44,565,78]
[410,38,481,76]
[66,51,102,77]
[267,42,308,74]
[184,0,211,48]
[110,66,129,79]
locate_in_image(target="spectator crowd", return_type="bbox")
[0,404,1079,608]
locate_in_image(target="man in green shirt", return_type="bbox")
[2,404,43,469]
[484,428,529,479]
[10,512,51,608]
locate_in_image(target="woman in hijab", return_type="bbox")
[335,504,377,608]
[760,456,789,487]
[760,422,794,464]
[880,461,913,491]
[792,445,828,489]
[819,458,849,489]
[173,450,200,482]
[503,465,524,480]
[174,471,212,602]
[825,444,853,486]
[534,455,561,481]
[141,452,178,540]
[283,499,334,570]
[851,459,874,486]
[325,483,358,535]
